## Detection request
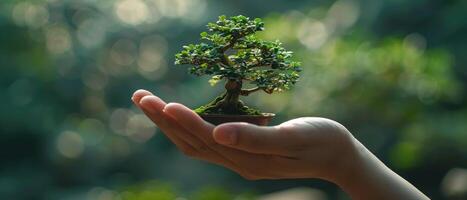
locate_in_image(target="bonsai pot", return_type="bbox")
[200,113,275,126]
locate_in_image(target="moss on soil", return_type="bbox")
[193,94,262,115]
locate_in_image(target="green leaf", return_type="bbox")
[208,75,223,86]
[219,15,226,21]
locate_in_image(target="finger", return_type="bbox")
[213,122,291,156]
[139,95,199,155]
[163,103,215,141]
[138,96,241,172]
[163,103,290,179]
[132,89,153,104]
[139,96,207,151]
[162,102,282,159]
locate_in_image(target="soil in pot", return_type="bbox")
[194,89,275,126]
[200,113,275,126]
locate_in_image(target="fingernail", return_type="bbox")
[140,96,157,113]
[215,127,237,145]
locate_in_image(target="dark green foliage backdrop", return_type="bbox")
[1,0,466,199]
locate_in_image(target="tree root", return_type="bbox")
[194,93,261,115]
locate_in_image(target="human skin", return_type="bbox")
[131,89,430,200]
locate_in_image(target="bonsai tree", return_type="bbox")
[175,15,301,116]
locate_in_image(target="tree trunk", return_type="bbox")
[220,79,243,113]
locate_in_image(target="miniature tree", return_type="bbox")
[175,15,301,115]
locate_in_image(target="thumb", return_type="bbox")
[213,123,289,155]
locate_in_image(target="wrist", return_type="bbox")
[326,133,369,189]
[329,137,430,200]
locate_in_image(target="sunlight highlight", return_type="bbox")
[57,131,84,158]
[115,0,150,25]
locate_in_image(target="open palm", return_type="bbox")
[132,89,354,182]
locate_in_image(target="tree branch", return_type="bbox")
[218,62,230,68]
[263,88,274,94]
[240,87,261,96]
[221,35,240,52]
[249,55,272,69]
[219,36,241,67]
[221,54,233,67]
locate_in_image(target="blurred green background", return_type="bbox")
[1,0,467,199]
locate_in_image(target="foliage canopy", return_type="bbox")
[175,15,301,94]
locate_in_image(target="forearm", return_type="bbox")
[335,137,429,200]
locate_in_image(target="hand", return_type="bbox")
[132,89,430,200]
[131,89,355,182]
